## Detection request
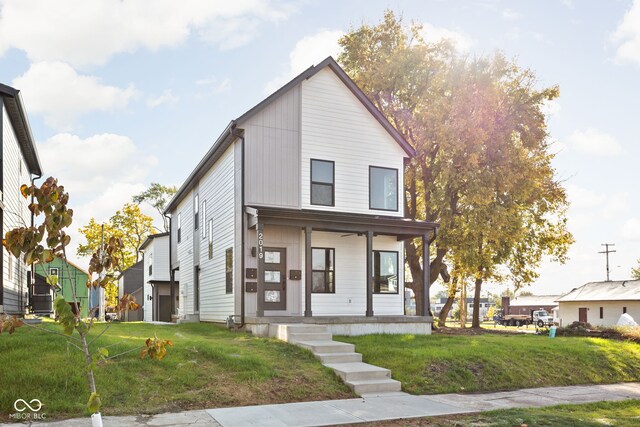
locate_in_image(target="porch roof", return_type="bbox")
[246,206,438,239]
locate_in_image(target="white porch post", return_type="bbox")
[304,226,312,317]
[256,221,264,317]
[366,230,374,317]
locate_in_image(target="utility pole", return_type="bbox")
[598,243,616,282]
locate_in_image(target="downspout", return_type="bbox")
[231,124,246,328]
[28,173,42,314]
[164,213,175,321]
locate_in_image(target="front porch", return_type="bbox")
[244,206,438,330]
[246,315,433,337]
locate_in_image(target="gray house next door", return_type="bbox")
[263,248,286,311]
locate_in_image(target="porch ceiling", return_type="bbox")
[246,206,438,239]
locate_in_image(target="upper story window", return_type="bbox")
[373,250,398,294]
[369,166,398,211]
[177,213,182,243]
[311,159,334,206]
[208,219,213,260]
[194,194,199,230]
[201,200,207,239]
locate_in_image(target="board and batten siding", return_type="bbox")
[243,85,300,209]
[301,68,407,216]
[304,231,404,316]
[174,190,194,316]
[142,235,170,322]
[2,103,31,314]
[197,144,236,322]
[142,245,153,322]
[559,301,640,327]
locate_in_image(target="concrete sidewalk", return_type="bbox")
[5,382,640,427]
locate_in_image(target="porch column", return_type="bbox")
[421,234,430,317]
[366,230,374,317]
[304,226,312,317]
[256,221,265,317]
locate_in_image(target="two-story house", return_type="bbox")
[164,57,437,336]
[139,232,179,322]
[1,83,42,316]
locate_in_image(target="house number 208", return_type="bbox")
[258,231,264,259]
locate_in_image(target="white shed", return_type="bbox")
[556,280,640,327]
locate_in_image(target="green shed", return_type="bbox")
[34,258,91,318]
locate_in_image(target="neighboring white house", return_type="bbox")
[556,280,640,327]
[1,83,42,315]
[164,57,438,336]
[139,232,179,322]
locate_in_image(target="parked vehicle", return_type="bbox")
[494,309,554,327]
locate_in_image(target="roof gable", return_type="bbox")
[165,56,414,213]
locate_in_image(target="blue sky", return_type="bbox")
[1,0,638,296]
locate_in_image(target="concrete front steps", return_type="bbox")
[270,323,401,396]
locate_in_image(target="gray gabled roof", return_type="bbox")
[556,280,640,302]
[0,83,42,176]
[165,56,414,214]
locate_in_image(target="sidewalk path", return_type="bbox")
[5,382,640,427]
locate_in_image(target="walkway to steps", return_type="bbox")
[270,323,401,396]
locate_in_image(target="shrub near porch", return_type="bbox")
[0,322,352,420]
[335,333,640,395]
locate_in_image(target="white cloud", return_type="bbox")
[38,133,157,196]
[36,132,160,267]
[196,76,232,97]
[612,0,640,65]
[264,29,343,94]
[147,89,179,108]
[0,0,295,67]
[502,8,521,21]
[420,23,474,52]
[12,61,137,130]
[566,184,606,210]
[566,128,623,156]
[622,218,640,240]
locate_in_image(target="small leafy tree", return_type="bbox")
[132,183,177,232]
[1,177,171,419]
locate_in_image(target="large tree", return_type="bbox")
[132,183,177,232]
[77,203,155,276]
[339,11,573,324]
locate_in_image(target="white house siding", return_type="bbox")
[244,85,300,209]
[245,225,303,317]
[301,68,407,216]
[198,144,235,322]
[141,235,171,322]
[2,104,31,314]
[174,190,194,317]
[142,247,153,322]
[558,301,640,327]
[306,232,404,316]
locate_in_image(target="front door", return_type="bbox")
[263,248,286,311]
[158,295,172,322]
[578,307,588,323]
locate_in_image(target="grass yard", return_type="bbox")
[348,399,640,426]
[335,333,640,395]
[0,321,352,420]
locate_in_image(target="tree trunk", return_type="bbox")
[460,282,467,328]
[438,295,455,326]
[472,277,482,328]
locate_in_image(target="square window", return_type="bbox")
[370,166,398,211]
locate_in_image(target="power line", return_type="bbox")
[598,243,616,282]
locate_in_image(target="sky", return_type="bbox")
[0,0,639,298]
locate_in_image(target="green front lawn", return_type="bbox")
[335,333,640,394]
[0,321,352,420]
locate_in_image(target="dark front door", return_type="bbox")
[159,295,172,322]
[578,307,588,323]
[263,248,286,311]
